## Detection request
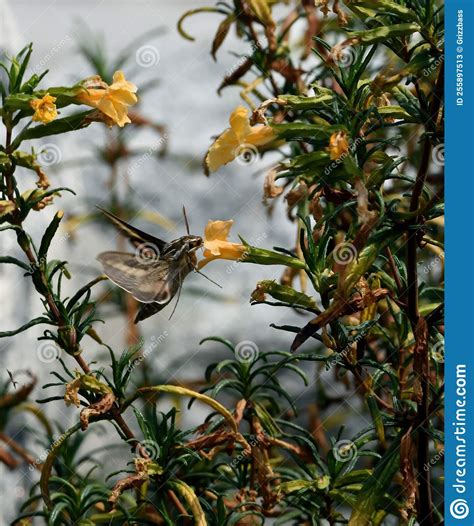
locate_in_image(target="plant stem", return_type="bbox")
[406,60,443,526]
[2,117,144,465]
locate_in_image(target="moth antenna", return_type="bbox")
[182,205,191,235]
[168,283,183,320]
[194,268,222,288]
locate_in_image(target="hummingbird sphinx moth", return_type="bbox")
[97,207,205,323]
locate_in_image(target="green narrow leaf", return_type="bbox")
[348,432,402,525]
[277,92,334,110]
[14,110,93,144]
[272,123,343,141]
[349,23,420,44]
[39,211,64,260]
[251,280,317,310]
[0,255,31,271]
[13,44,33,91]
[40,423,82,509]
[66,275,107,310]
[349,0,417,20]
[0,316,50,337]
[366,395,385,443]
[23,187,76,210]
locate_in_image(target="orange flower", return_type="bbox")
[30,94,57,124]
[328,131,349,160]
[77,71,137,127]
[206,106,275,173]
[198,220,247,268]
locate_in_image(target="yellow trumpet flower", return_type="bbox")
[206,106,275,173]
[78,70,138,127]
[198,219,307,271]
[198,220,247,268]
[30,94,58,124]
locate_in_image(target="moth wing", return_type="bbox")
[97,251,172,303]
[152,259,185,303]
[134,259,192,322]
[97,207,167,252]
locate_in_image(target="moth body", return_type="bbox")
[96,208,203,322]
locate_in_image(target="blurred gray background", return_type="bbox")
[0,0,326,521]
